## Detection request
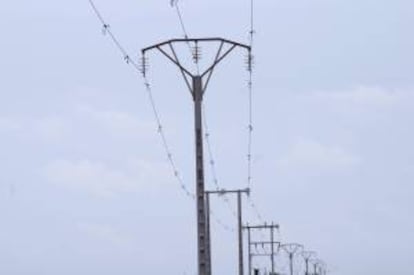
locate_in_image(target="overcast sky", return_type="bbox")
[0,0,413,274]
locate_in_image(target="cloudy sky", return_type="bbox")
[0,0,413,274]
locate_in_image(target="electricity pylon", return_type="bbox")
[312,259,326,275]
[246,240,281,275]
[142,38,250,275]
[281,243,304,275]
[301,251,317,275]
[205,188,250,275]
[243,223,280,275]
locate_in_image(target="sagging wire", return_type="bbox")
[143,80,195,200]
[89,0,194,198]
[249,0,256,48]
[170,0,189,39]
[202,104,238,218]
[87,0,235,231]
[244,0,266,227]
[210,208,235,233]
[247,0,255,189]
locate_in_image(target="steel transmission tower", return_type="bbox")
[301,251,317,275]
[312,259,326,275]
[312,260,318,275]
[281,243,304,275]
[310,259,321,275]
[142,38,251,275]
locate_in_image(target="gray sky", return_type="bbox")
[0,0,413,274]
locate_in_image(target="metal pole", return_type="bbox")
[289,253,294,275]
[193,75,208,275]
[247,227,252,275]
[305,259,309,275]
[270,224,275,274]
[205,192,212,275]
[238,191,244,275]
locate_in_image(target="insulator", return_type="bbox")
[245,53,254,72]
[192,44,202,63]
[139,55,149,76]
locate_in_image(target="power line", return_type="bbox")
[249,0,256,48]
[170,0,189,39]
[245,0,267,228]
[87,0,236,233]
[247,0,255,191]
[202,104,238,218]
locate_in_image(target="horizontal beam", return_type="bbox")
[250,241,281,246]
[205,188,250,195]
[250,253,274,257]
[243,224,280,230]
[142,37,251,53]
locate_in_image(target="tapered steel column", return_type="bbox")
[193,76,208,275]
[305,258,309,275]
[270,224,275,274]
[247,227,252,275]
[237,192,244,275]
[205,192,212,275]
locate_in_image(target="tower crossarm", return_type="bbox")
[141,37,251,94]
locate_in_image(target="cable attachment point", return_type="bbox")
[101,24,110,35]
[249,29,256,41]
[139,55,149,77]
[124,55,131,64]
[192,42,202,64]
